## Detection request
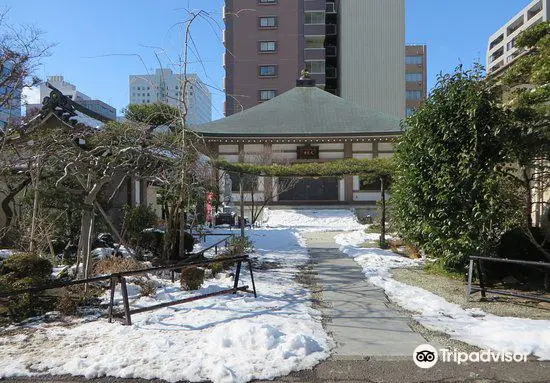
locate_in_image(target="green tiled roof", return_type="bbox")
[193,86,402,136]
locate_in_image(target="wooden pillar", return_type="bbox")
[344,142,353,203]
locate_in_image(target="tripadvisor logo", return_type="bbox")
[413,344,528,369]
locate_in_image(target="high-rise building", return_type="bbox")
[339,1,405,118]
[26,75,116,120]
[405,45,428,117]
[0,61,22,129]
[486,0,548,74]
[223,0,406,118]
[129,69,212,126]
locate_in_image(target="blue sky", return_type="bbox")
[4,0,533,120]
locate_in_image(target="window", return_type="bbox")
[305,11,325,25]
[258,0,276,3]
[405,73,423,82]
[259,90,276,101]
[137,86,141,90]
[229,173,257,192]
[359,177,389,191]
[259,41,277,52]
[406,90,422,100]
[259,16,277,28]
[405,55,423,65]
[405,107,415,117]
[305,60,325,74]
[506,39,515,51]
[489,34,504,50]
[259,65,278,77]
[305,36,324,49]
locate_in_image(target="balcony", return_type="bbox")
[326,67,337,78]
[326,2,336,13]
[304,0,326,11]
[507,16,524,36]
[490,47,504,63]
[489,34,504,50]
[528,0,543,20]
[326,24,337,35]
[326,45,337,57]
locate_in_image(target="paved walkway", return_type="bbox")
[303,231,426,358]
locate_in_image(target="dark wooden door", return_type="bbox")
[278,177,338,202]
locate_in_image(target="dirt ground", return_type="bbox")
[391,267,550,320]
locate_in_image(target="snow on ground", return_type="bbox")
[0,249,15,260]
[0,228,329,383]
[335,230,550,360]
[262,208,364,232]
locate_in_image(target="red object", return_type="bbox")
[205,192,214,224]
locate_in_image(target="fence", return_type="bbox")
[0,234,257,325]
[466,255,550,303]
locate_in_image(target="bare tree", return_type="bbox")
[246,149,299,225]
[0,9,51,131]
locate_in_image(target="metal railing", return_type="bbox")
[0,234,257,326]
[466,255,550,303]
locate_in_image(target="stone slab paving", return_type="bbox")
[303,231,426,358]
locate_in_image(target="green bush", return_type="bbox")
[2,253,53,281]
[122,204,158,248]
[227,236,254,256]
[392,65,523,272]
[209,261,224,277]
[180,267,205,291]
[0,253,53,322]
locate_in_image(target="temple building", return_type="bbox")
[194,77,402,206]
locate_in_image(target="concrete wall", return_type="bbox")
[339,0,405,118]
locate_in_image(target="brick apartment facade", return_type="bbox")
[405,45,428,116]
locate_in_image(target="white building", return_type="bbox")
[339,0,405,118]
[128,69,212,125]
[486,0,549,74]
[27,76,116,120]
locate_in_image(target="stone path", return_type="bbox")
[303,231,426,358]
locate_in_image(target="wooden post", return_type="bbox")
[239,172,245,238]
[108,276,117,323]
[119,275,132,325]
[379,176,387,249]
[466,258,474,301]
[233,260,242,294]
[247,259,257,298]
[476,259,486,298]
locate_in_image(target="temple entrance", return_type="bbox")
[278,177,339,202]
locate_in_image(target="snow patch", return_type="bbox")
[0,228,329,382]
[335,230,550,360]
[263,208,363,232]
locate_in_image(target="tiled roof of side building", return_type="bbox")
[192,86,403,137]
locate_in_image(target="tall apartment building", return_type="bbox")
[129,69,212,125]
[486,0,548,74]
[405,45,427,116]
[223,0,406,118]
[26,76,116,120]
